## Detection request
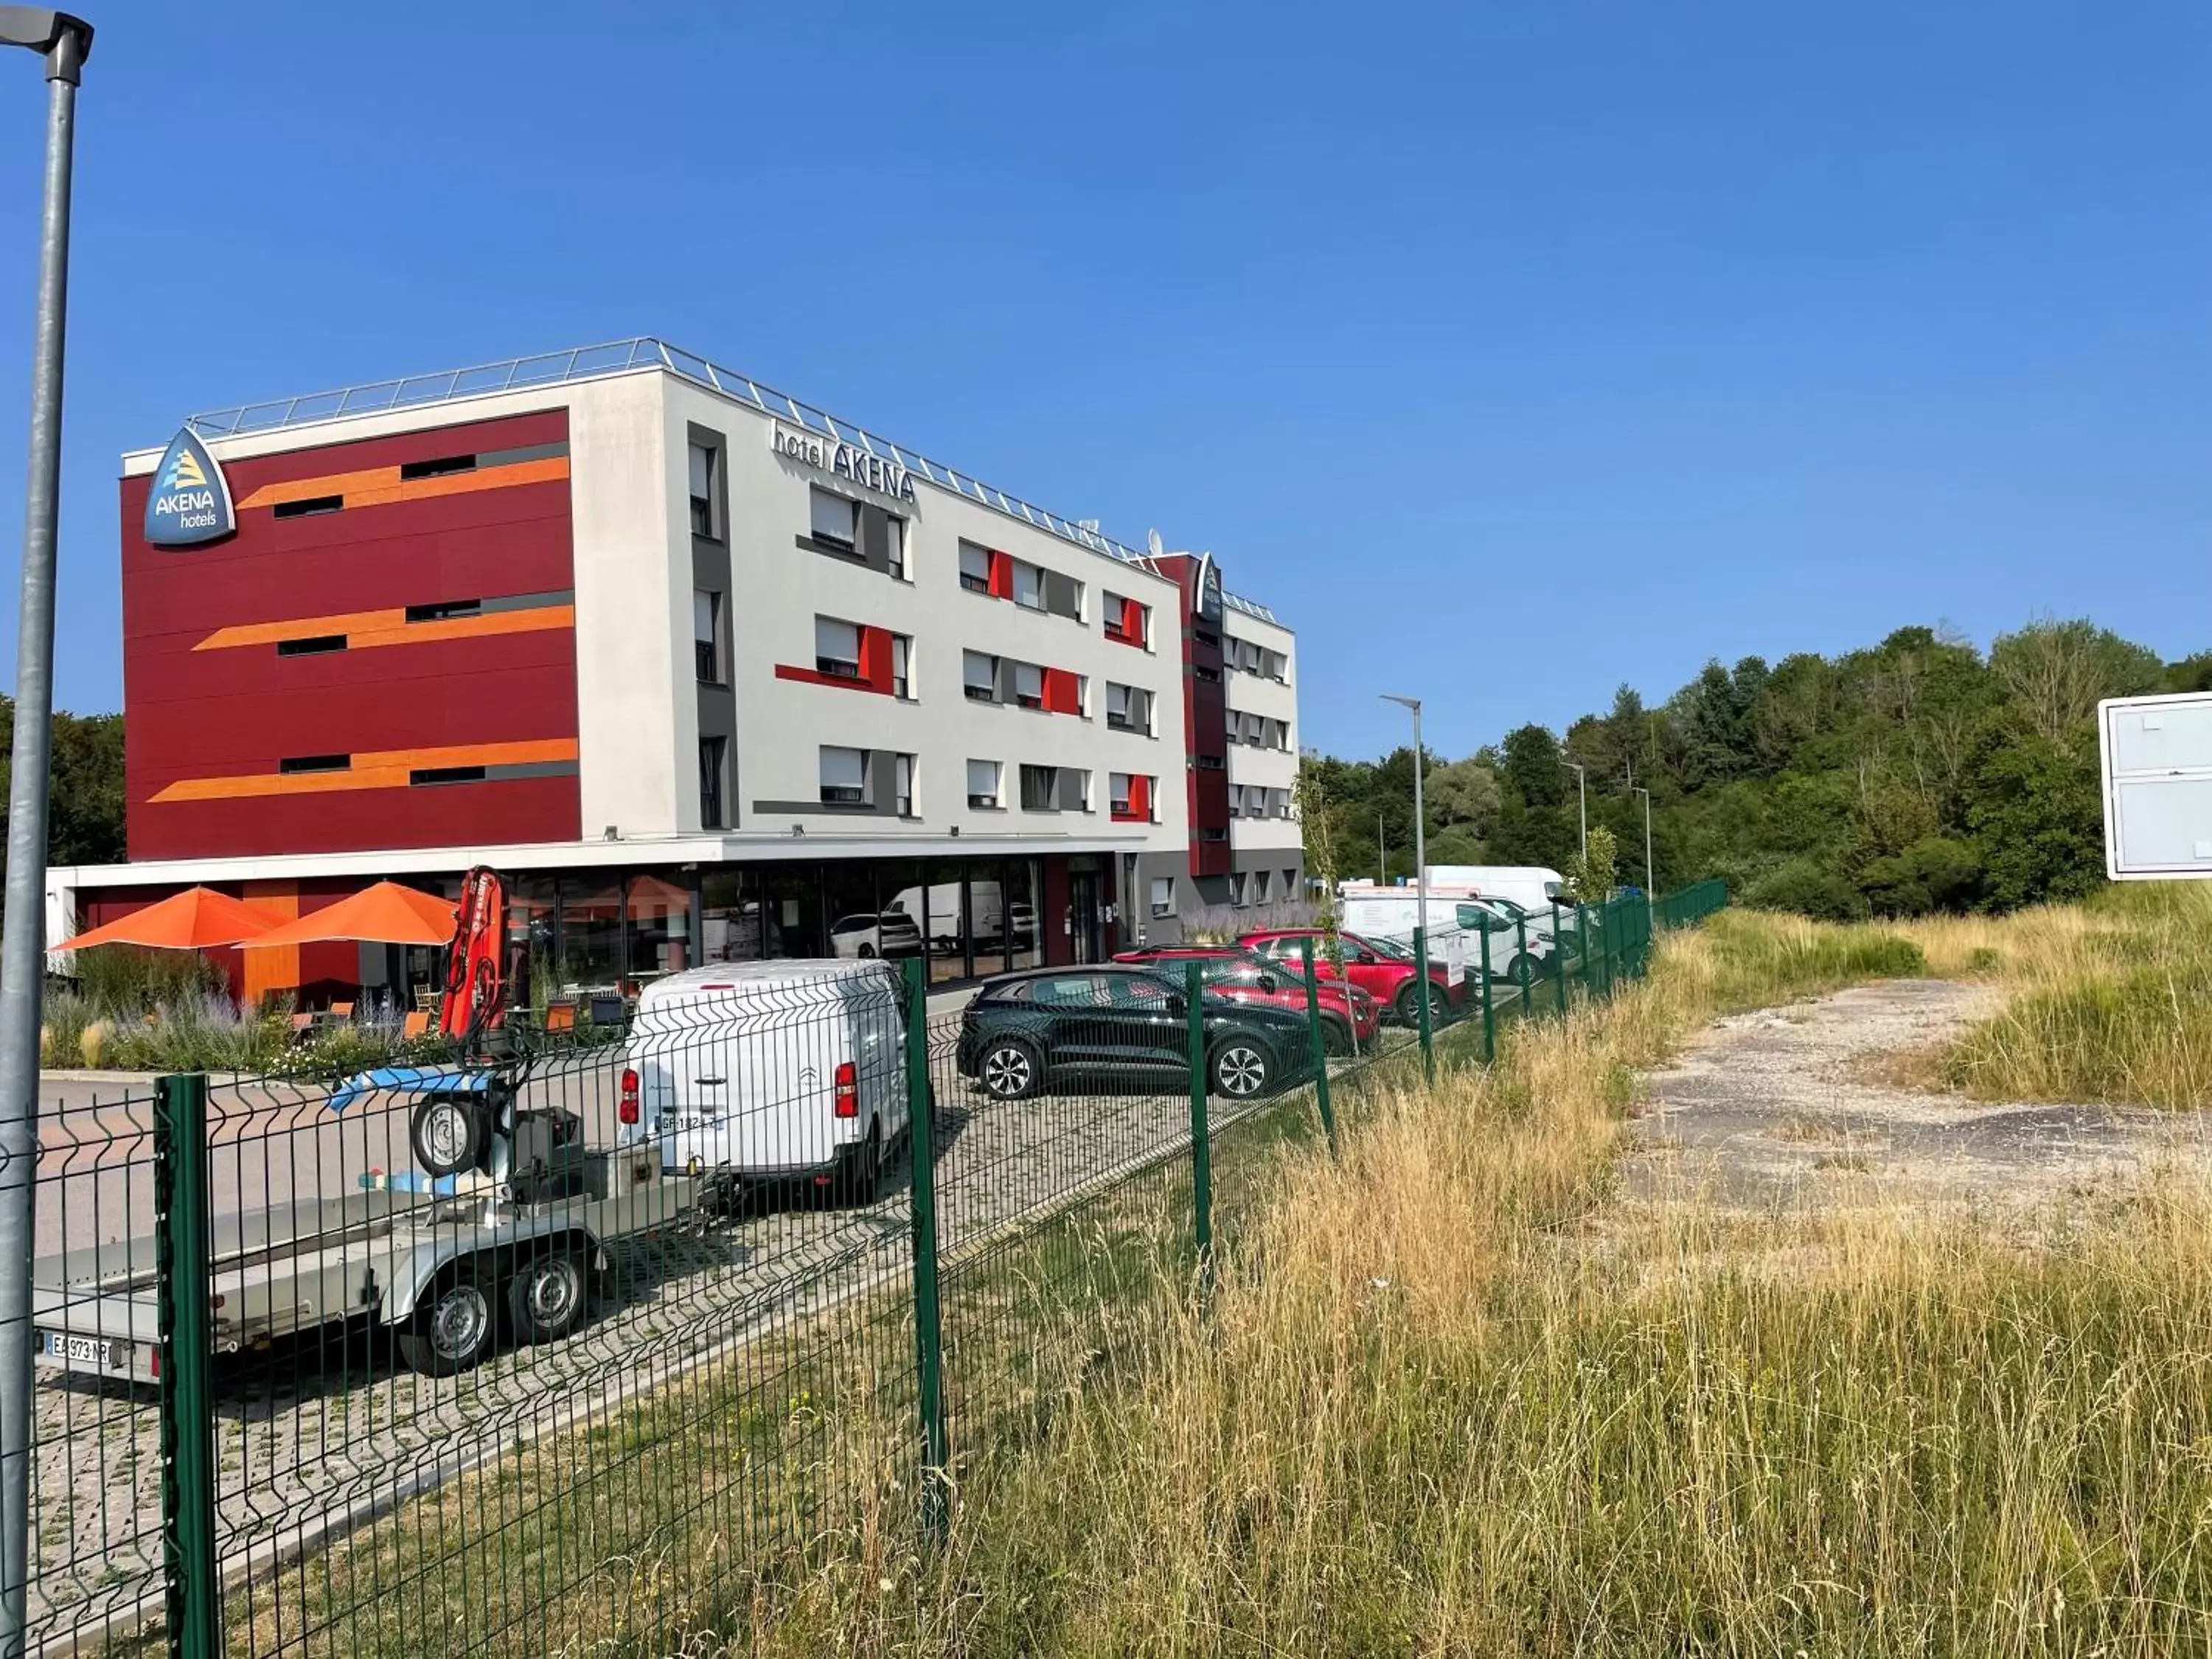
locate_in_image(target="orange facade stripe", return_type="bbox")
[195,604,574,653]
[150,738,579,804]
[232,453,569,512]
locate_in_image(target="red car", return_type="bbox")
[1237,928,1461,1026]
[1110,944,1381,1053]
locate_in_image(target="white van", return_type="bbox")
[622,959,912,1203]
[1425,866,1568,914]
[1337,885,1567,982]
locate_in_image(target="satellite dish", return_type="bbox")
[1147,529,1164,557]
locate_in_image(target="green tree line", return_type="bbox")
[0,694,127,874]
[1303,619,2211,920]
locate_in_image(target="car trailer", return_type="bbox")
[32,1064,703,1382]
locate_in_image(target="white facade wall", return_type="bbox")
[640,377,1186,858]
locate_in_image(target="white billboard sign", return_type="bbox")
[2099,692,2212,880]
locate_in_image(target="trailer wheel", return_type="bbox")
[398,1262,497,1377]
[507,1245,588,1346]
[410,1094,485,1178]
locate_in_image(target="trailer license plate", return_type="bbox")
[44,1332,125,1369]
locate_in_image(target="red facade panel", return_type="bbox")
[1155,555,1232,879]
[121,411,580,860]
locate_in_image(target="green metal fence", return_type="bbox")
[18,881,1723,1658]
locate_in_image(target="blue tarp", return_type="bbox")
[327,1065,494,1115]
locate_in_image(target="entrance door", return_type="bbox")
[1068,871,1104,963]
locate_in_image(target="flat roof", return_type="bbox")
[156,336,1281,626]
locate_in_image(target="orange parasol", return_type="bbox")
[241,882,458,950]
[55,886,277,951]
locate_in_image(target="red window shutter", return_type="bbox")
[1130,774,1151,821]
[1043,668,1081,714]
[987,551,1015,599]
[1123,598,1147,645]
[856,627,894,695]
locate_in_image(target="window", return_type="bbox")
[279,754,349,774]
[400,453,476,481]
[819,745,868,805]
[1105,594,1148,647]
[1194,663,1222,684]
[688,442,718,538]
[694,590,722,684]
[1199,827,1229,842]
[1012,560,1043,611]
[1271,788,1293,819]
[964,650,998,703]
[1265,650,1288,684]
[1283,868,1298,897]
[809,487,857,551]
[411,765,484,786]
[815,616,861,679]
[1014,662,1045,709]
[967,758,1002,810]
[891,633,912,699]
[1019,764,1057,811]
[1197,754,1225,771]
[276,634,347,657]
[959,541,991,594]
[1150,877,1175,919]
[274,495,343,519]
[1230,872,1248,907]
[1107,683,1150,734]
[894,753,914,817]
[886,515,906,580]
[699,736,727,828]
[1110,773,1133,815]
[1253,869,1273,902]
[406,598,480,623]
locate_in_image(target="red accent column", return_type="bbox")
[857,626,896,695]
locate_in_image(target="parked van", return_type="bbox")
[1424,866,1568,914]
[622,959,911,1203]
[1331,886,1472,987]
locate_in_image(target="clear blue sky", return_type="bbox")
[0,0,2206,759]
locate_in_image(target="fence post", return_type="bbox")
[1551,906,1571,1016]
[1413,926,1435,1080]
[1478,921,1496,1062]
[1514,916,1532,1015]
[1184,961,1214,1287]
[156,1072,219,1659]
[1299,950,1340,1158]
[900,958,950,1540]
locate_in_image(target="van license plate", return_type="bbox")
[44,1332,124,1368]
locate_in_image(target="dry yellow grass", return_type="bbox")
[1893,883,2212,1107]
[726,911,2212,1658]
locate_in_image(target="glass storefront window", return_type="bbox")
[967,860,1011,978]
[700,869,760,963]
[558,876,624,989]
[1006,858,1041,971]
[762,866,822,959]
[505,874,558,1009]
[923,861,968,985]
[625,872,694,982]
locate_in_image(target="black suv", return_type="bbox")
[955,964,1311,1102]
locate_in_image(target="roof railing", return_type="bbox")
[187,336,1281,624]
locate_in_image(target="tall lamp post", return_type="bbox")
[1562,759,1587,863]
[1380,694,1426,950]
[1631,785,1654,894]
[0,11,93,1651]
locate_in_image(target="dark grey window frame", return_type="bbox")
[687,424,728,544]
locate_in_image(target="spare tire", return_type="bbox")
[411,1093,486,1178]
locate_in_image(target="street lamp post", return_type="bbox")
[1562,759,1587,863]
[1380,693,1427,952]
[1632,785,1654,894]
[0,10,93,1650]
